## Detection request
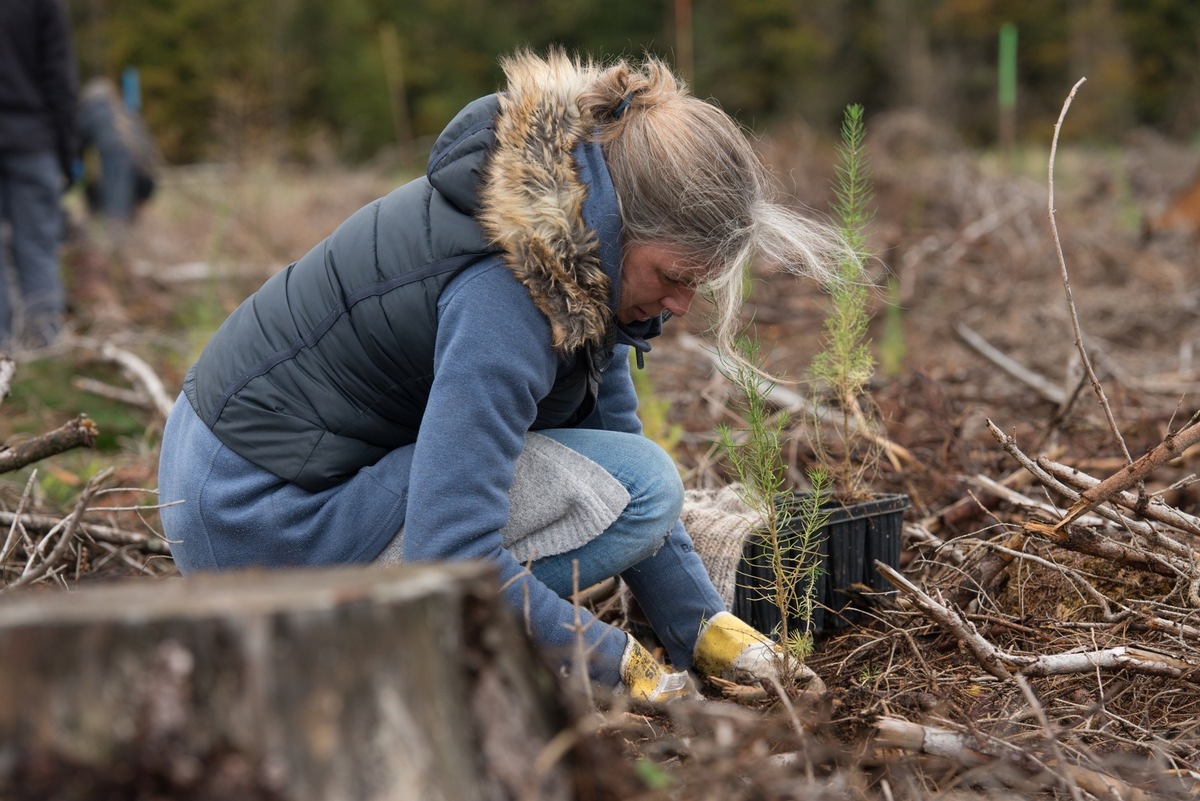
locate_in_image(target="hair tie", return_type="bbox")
[613,91,636,119]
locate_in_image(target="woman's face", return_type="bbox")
[617,243,702,324]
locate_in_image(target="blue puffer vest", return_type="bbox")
[184,92,633,492]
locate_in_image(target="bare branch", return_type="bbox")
[879,563,1200,684]
[0,509,163,547]
[72,376,155,410]
[0,415,98,474]
[76,337,176,420]
[1017,645,1198,680]
[1046,76,1131,466]
[874,717,1152,801]
[2,468,113,594]
[0,472,38,570]
[1056,420,1200,530]
[1039,455,1200,538]
[954,322,1066,406]
[876,562,1019,680]
[986,419,1191,576]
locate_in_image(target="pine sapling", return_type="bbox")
[718,335,829,679]
[809,103,880,501]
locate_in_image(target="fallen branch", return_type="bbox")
[2,468,112,594]
[968,473,1107,528]
[921,461,1041,535]
[986,419,1190,577]
[878,563,1200,682]
[1016,645,1198,679]
[0,510,163,548]
[877,562,1018,680]
[0,415,98,474]
[1056,419,1200,531]
[76,337,176,420]
[954,322,1067,406]
[0,473,38,571]
[873,717,991,766]
[1039,455,1200,539]
[72,376,155,410]
[874,717,1152,801]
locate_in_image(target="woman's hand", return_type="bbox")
[693,612,826,694]
[619,635,693,701]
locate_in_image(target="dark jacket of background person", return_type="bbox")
[0,0,78,184]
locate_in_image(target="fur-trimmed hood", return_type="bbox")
[429,52,619,354]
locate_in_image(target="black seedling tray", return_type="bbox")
[732,493,909,637]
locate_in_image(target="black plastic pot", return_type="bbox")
[732,493,910,636]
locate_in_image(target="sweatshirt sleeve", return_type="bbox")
[401,262,628,685]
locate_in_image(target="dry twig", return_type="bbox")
[1056,420,1200,531]
[1,468,113,594]
[0,415,98,474]
[878,563,1200,682]
[874,717,1153,801]
[1046,76,1131,469]
[76,336,176,420]
[954,322,1067,406]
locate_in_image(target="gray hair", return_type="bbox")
[577,55,848,367]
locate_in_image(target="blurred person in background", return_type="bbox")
[0,0,78,351]
[79,68,158,238]
[66,68,159,327]
[159,50,841,701]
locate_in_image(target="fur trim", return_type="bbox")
[477,51,613,353]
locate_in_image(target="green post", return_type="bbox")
[998,22,1018,165]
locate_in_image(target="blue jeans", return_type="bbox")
[527,428,726,669]
[0,151,64,348]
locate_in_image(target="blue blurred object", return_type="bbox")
[120,66,141,114]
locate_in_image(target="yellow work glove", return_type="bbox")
[619,634,693,702]
[693,612,825,693]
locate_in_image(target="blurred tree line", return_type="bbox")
[68,0,1199,166]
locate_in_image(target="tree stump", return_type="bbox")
[0,562,573,801]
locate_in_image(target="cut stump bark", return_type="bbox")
[0,562,573,801]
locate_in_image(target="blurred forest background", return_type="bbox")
[66,0,1200,168]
